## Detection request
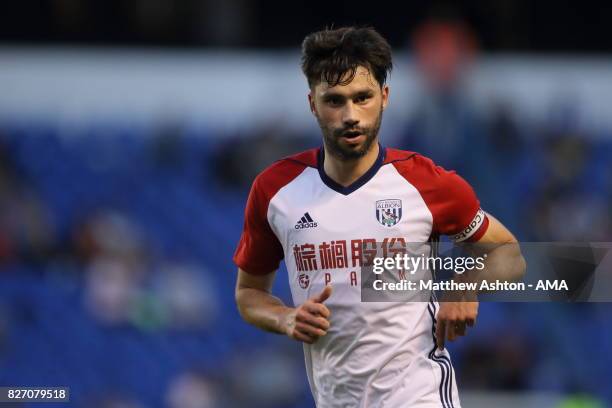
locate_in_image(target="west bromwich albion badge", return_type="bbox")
[376,199,402,227]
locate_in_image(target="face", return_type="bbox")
[309,65,389,161]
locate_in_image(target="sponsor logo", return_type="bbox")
[298,274,310,289]
[452,209,485,242]
[376,199,402,227]
[295,212,318,229]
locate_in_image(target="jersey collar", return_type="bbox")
[317,144,386,195]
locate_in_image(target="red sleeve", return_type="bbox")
[391,152,489,242]
[233,153,314,275]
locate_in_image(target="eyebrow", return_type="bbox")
[321,89,375,100]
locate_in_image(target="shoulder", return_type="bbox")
[384,147,419,164]
[385,148,457,190]
[385,148,484,238]
[251,148,318,200]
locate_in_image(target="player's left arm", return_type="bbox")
[462,211,527,283]
[436,212,526,349]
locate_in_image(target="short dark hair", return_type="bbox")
[301,26,393,89]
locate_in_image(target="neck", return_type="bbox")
[323,143,380,187]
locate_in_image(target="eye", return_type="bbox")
[327,96,343,106]
[355,94,371,103]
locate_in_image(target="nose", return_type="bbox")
[342,102,359,128]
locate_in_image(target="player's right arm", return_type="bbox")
[235,268,332,344]
[234,160,331,343]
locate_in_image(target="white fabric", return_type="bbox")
[267,164,461,408]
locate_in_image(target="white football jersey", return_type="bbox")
[235,145,489,408]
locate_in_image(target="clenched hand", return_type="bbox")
[435,292,478,350]
[284,285,332,344]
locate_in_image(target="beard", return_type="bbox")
[317,106,383,161]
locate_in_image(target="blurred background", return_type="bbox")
[0,1,611,407]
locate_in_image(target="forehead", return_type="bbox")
[314,65,380,96]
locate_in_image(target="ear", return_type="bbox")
[308,91,317,116]
[381,85,390,111]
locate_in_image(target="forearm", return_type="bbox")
[236,287,293,334]
[462,242,526,286]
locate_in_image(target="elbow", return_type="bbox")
[235,287,259,326]
[235,287,249,322]
[513,251,527,282]
[506,239,526,282]
[517,256,527,280]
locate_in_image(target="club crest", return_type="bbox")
[298,274,310,289]
[376,199,402,227]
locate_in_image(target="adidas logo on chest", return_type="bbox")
[294,212,318,229]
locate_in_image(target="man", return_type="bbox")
[234,26,525,408]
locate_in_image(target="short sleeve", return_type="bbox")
[432,169,489,242]
[232,152,314,275]
[233,176,284,275]
[391,153,489,243]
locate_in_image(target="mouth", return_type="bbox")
[340,131,365,144]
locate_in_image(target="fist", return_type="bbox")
[284,285,332,344]
[435,296,478,350]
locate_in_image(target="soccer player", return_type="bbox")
[234,27,526,408]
